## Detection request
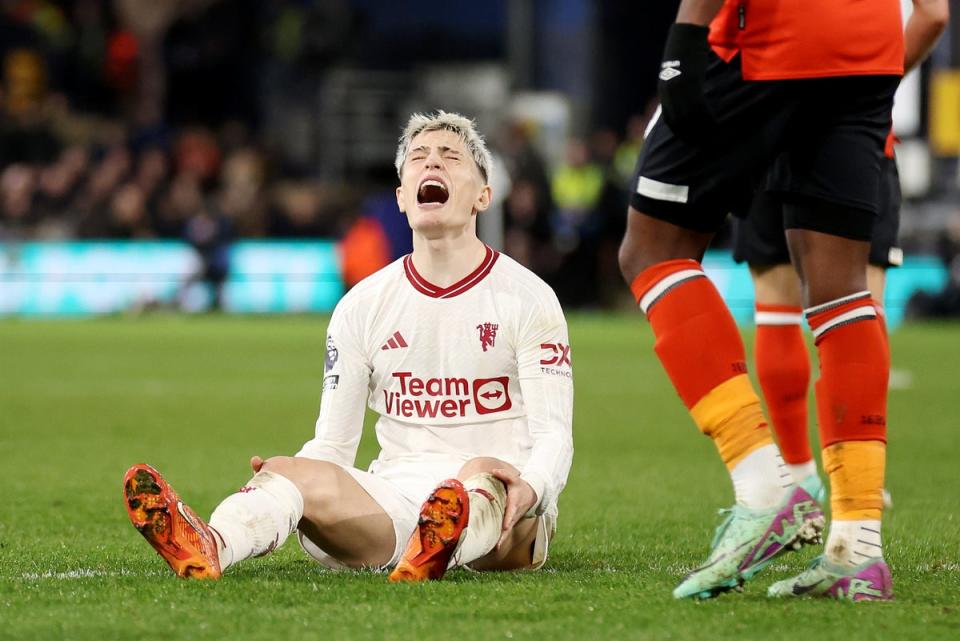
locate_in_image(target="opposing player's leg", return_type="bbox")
[771,219,892,601]
[751,264,820,484]
[752,260,889,510]
[389,457,541,581]
[124,456,396,578]
[619,63,825,598]
[732,195,822,496]
[620,210,823,600]
[867,153,903,372]
[768,72,898,600]
[752,264,825,497]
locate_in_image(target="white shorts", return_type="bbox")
[296,460,558,571]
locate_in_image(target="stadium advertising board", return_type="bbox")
[0,241,343,316]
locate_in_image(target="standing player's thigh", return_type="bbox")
[773,75,900,240]
[732,191,791,267]
[868,156,903,268]
[631,55,793,234]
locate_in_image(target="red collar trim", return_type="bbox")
[403,245,499,299]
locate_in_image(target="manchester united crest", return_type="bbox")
[476,322,498,352]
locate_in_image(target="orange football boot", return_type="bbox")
[123,463,222,579]
[389,479,469,582]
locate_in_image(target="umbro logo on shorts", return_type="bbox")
[381,331,408,351]
[660,60,681,81]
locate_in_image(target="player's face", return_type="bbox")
[396,129,491,237]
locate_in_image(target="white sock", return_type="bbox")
[786,460,818,485]
[449,473,507,568]
[826,520,883,567]
[730,444,792,510]
[208,471,304,571]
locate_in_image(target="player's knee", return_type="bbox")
[618,234,650,285]
[801,271,870,308]
[618,208,708,283]
[260,457,339,511]
[457,456,513,479]
[260,455,299,479]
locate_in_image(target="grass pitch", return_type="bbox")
[1,315,958,641]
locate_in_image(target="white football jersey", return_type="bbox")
[297,245,574,512]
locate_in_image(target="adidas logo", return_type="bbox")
[381,331,408,351]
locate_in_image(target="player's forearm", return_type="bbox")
[298,396,366,465]
[517,377,574,514]
[298,359,369,465]
[519,438,573,515]
[296,401,365,465]
[904,0,950,73]
[676,0,726,26]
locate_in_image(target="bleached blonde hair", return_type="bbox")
[394,110,493,183]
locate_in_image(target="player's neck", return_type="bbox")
[410,233,487,288]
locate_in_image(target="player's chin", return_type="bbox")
[408,207,449,231]
[409,219,450,239]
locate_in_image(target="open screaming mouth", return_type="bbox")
[417,179,449,205]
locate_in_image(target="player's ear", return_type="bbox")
[473,184,492,213]
[395,186,405,213]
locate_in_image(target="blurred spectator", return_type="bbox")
[182,198,232,310]
[358,185,413,262]
[76,143,131,236]
[269,181,328,238]
[0,163,37,240]
[496,120,557,278]
[503,178,557,279]
[155,171,202,238]
[613,111,652,188]
[216,145,269,237]
[34,145,89,237]
[134,145,170,220]
[340,215,391,288]
[497,120,552,212]
[550,137,605,306]
[105,181,151,238]
[0,48,61,166]
[174,127,221,184]
[591,127,633,306]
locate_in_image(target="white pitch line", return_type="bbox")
[21,568,165,580]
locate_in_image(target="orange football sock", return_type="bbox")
[631,260,773,469]
[806,291,889,447]
[754,304,812,465]
[874,300,891,371]
[806,292,888,519]
[823,440,886,520]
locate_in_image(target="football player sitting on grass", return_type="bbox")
[123,111,574,581]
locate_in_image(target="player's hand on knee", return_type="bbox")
[490,468,538,550]
[250,455,264,473]
[658,23,717,143]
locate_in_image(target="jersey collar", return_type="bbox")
[403,245,499,299]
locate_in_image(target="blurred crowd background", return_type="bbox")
[1,0,959,312]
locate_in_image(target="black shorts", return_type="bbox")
[732,156,903,268]
[631,53,899,239]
